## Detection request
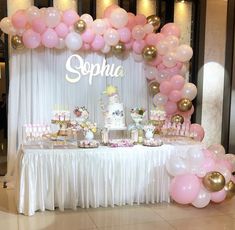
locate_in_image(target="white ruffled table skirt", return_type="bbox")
[16,144,203,216]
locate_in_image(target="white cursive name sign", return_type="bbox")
[65,54,124,85]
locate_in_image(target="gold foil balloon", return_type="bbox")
[142,45,157,62]
[177,98,192,112]
[11,35,24,50]
[149,81,160,96]
[171,114,184,124]
[202,171,226,192]
[112,42,125,55]
[225,180,235,199]
[147,15,161,32]
[74,19,86,33]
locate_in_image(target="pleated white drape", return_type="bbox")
[7,48,148,177]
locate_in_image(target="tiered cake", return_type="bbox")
[103,85,126,129]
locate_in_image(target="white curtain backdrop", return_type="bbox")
[7,48,148,177]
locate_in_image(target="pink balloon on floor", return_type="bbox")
[170,174,201,204]
[190,124,205,142]
[211,189,226,203]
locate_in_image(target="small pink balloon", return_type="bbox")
[32,18,46,34]
[41,28,58,48]
[170,174,201,204]
[81,28,95,43]
[168,90,182,102]
[170,75,185,90]
[165,101,177,115]
[161,23,181,37]
[148,55,163,67]
[202,149,215,159]
[190,123,205,142]
[55,23,69,38]
[211,189,226,203]
[103,4,119,18]
[145,33,165,46]
[126,12,136,29]
[62,9,79,26]
[132,25,145,40]
[125,39,133,50]
[202,157,216,173]
[217,159,233,172]
[132,40,146,54]
[159,81,173,95]
[135,14,146,25]
[91,35,105,51]
[12,10,27,29]
[118,27,131,43]
[23,29,41,49]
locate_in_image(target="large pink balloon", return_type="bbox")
[170,174,201,204]
[126,13,136,29]
[211,189,226,203]
[159,81,173,95]
[55,23,69,38]
[148,55,163,67]
[170,75,185,90]
[62,9,79,26]
[118,27,131,43]
[145,33,165,46]
[23,29,41,49]
[81,28,95,43]
[135,14,146,25]
[103,4,120,18]
[132,40,146,54]
[32,18,46,34]
[41,28,58,48]
[168,90,182,102]
[12,10,27,29]
[202,157,216,174]
[165,101,177,115]
[109,8,128,29]
[103,28,120,46]
[190,124,205,142]
[91,35,105,51]
[161,23,181,38]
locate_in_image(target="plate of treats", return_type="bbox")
[108,139,134,147]
[78,140,100,148]
[143,138,163,147]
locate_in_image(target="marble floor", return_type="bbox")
[1,182,235,230]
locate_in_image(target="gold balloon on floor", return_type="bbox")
[171,114,184,124]
[112,42,125,55]
[147,15,161,32]
[202,171,226,192]
[149,81,160,96]
[74,19,86,33]
[177,98,192,112]
[225,180,235,199]
[142,45,157,62]
[11,35,24,50]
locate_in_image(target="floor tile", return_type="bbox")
[0,211,18,230]
[87,206,163,228]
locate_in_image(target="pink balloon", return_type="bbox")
[168,90,182,102]
[170,174,201,204]
[12,10,27,29]
[23,29,41,49]
[145,33,165,46]
[103,4,119,18]
[55,23,69,38]
[91,35,105,51]
[126,13,136,29]
[135,14,146,25]
[202,157,216,173]
[203,149,215,159]
[148,55,163,67]
[190,124,205,142]
[218,159,233,172]
[62,9,79,26]
[165,101,177,115]
[81,28,95,43]
[32,18,46,34]
[41,28,58,48]
[170,75,185,90]
[132,25,145,40]
[159,81,173,95]
[211,189,226,203]
[125,39,133,50]
[118,27,131,43]
[132,40,146,54]
[161,23,181,37]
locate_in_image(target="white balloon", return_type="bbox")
[166,155,189,176]
[175,44,193,62]
[26,6,40,23]
[45,7,61,28]
[92,19,108,35]
[65,32,83,51]
[144,66,157,80]
[55,38,66,49]
[80,14,93,27]
[192,188,211,208]
[110,8,128,29]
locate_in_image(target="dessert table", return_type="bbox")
[16,143,203,216]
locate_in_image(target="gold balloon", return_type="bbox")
[147,15,161,32]
[171,114,184,124]
[149,81,160,96]
[112,42,125,55]
[225,180,235,199]
[177,98,192,112]
[74,19,86,33]
[142,45,157,62]
[11,35,24,50]
[202,171,226,192]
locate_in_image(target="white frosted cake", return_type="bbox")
[103,86,126,129]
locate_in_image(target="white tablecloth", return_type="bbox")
[16,144,203,216]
